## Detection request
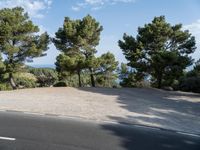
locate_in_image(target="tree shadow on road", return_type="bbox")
[100,123,200,150]
[78,87,200,150]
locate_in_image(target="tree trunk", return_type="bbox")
[77,71,82,87]
[89,68,95,87]
[9,72,17,90]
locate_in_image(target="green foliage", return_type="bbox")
[96,52,118,87]
[0,7,50,89]
[118,63,129,80]
[186,59,200,78]
[0,83,12,91]
[119,16,196,88]
[54,81,67,87]
[118,63,137,87]
[56,54,85,74]
[55,54,85,87]
[29,68,58,87]
[0,55,6,81]
[85,56,101,72]
[54,15,103,55]
[55,52,118,88]
[178,59,200,93]
[14,72,37,88]
[179,77,200,93]
[99,52,118,73]
[55,70,91,87]
[80,70,92,86]
[54,51,118,88]
[53,15,103,87]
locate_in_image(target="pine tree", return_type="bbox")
[53,15,103,87]
[0,7,50,89]
[119,16,196,88]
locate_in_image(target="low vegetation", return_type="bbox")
[28,68,58,87]
[179,60,200,93]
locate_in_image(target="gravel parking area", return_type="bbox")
[0,87,199,134]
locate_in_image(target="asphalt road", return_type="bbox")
[0,112,199,150]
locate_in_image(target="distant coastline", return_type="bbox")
[27,64,193,70]
[28,64,55,69]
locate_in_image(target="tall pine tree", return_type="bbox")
[0,7,50,89]
[53,15,103,87]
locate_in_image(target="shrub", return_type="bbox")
[53,81,67,87]
[179,77,200,93]
[14,73,37,88]
[29,68,58,87]
[0,83,12,91]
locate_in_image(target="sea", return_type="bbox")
[28,64,55,69]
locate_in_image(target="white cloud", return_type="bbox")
[72,6,81,11]
[72,0,135,11]
[183,20,200,37]
[0,0,52,18]
[183,19,200,61]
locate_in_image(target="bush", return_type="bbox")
[15,77,36,88]
[0,83,12,91]
[14,73,37,88]
[54,81,67,87]
[112,85,119,88]
[179,77,200,93]
[29,68,58,87]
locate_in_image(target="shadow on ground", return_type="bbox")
[78,87,200,149]
[101,123,200,150]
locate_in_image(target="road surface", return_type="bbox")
[0,111,199,150]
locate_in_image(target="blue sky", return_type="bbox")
[0,0,200,66]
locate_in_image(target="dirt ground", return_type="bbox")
[0,87,199,134]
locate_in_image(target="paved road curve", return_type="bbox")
[0,111,199,150]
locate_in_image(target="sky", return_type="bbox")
[0,0,200,66]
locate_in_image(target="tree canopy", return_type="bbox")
[118,63,136,87]
[96,52,118,87]
[119,16,196,88]
[53,15,103,87]
[55,53,85,87]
